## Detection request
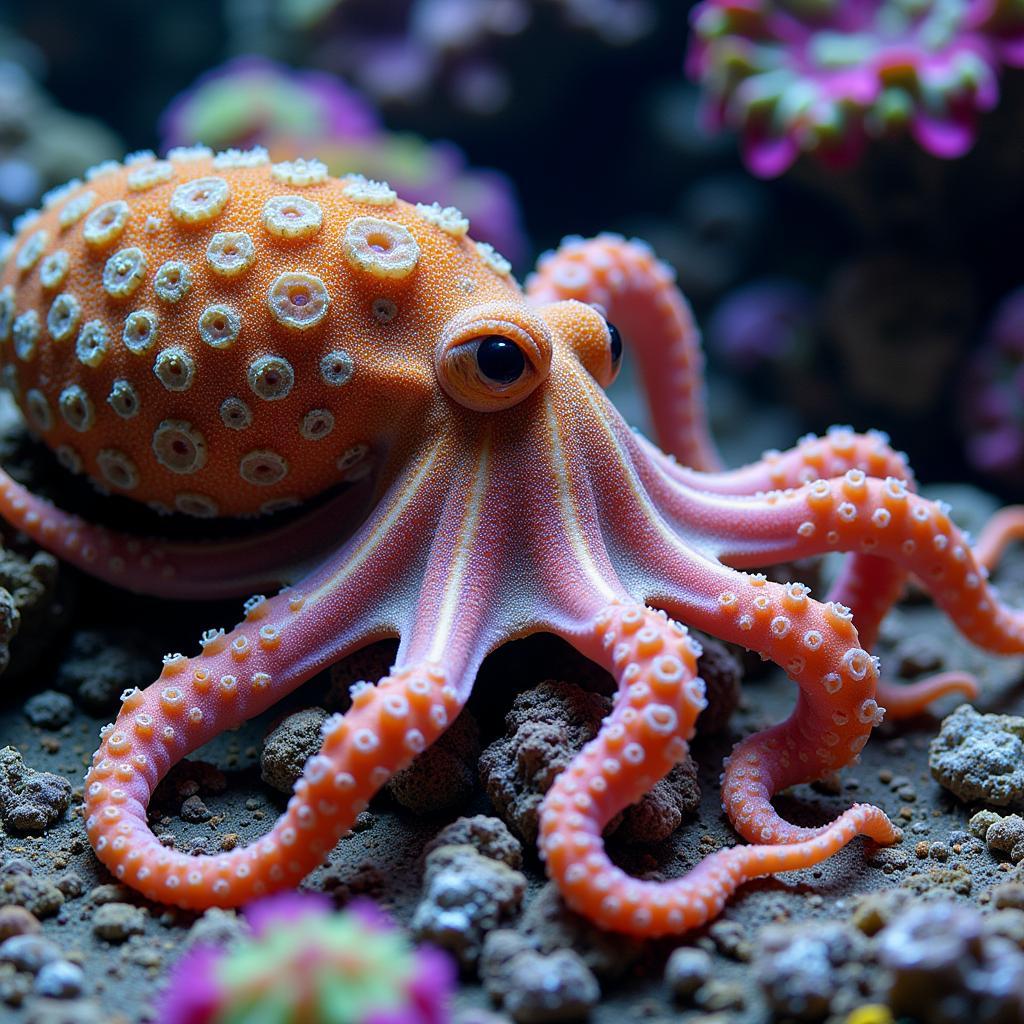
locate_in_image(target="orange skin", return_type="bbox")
[0,151,1022,935]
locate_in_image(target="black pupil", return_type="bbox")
[608,321,623,364]
[476,336,525,384]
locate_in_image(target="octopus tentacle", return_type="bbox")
[525,234,721,471]
[0,464,375,599]
[974,505,1024,572]
[539,601,897,937]
[709,474,1024,655]
[83,442,487,908]
[651,553,896,845]
[652,426,974,714]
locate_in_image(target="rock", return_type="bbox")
[479,680,699,845]
[411,844,526,966]
[183,908,250,951]
[33,962,83,999]
[503,950,600,1023]
[480,930,600,1024]
[0,875,63,919]
[0,747,72,832]
[424,815,523,870]
[54,629,153,714]
[325,640,398,709]
[930,704,1024,807]
[878,901,1024,1024]
[615,756,701,845]
[665,946,713,999]
[388,708,481,814]
[753,921,870,1021]
[969,809,1004,839]
[984,814,1024,863]
[22,692,74,730]
[0,544,61,678]
[179,795,211,823]
[0,935,60,973]
[91,903,145,943]
[260,707,329,794]
[0,906,40,940]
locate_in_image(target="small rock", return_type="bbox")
[753,921,869,1021]
[0,875,64,919]
[425,815,523,869]
[23,692,74,730]
[183,908,250,951]
[480,929,600,1024]
[0,906,40,940]
[665,946,713,999]
[179,795,211,823]
[91,903,145,943]
[260,707,329,794]
[503,949,600,1023]
[33,962,83,999]
[930,704,1024,807]
[0,747,72,832]
[969,809,1004,839]
[411,844,526,966]
[0,935,60,973]
[517,883,643,981]
[55,629,153,714]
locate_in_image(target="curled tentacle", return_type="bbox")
[85,436,506,909]
[525,234,721,471]
[0,464,374,599]
[655,559,896,845]
[539,602,897,937]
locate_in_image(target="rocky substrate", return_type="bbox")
[0,484,1020,1023]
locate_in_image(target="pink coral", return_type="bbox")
[686,0,1024,176]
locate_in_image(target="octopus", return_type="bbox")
[0,149,1022,938]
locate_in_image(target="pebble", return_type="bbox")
[665,946,713,999]
[91,903,145,943]
[34,961,84,999]
[23,692,74,730]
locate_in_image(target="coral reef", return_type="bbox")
[159,892,454,1023]
[687,0,1024,176]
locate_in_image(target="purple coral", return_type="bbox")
[686,0,1024,177]
[159,57,527,265]
[963,288,1024,482]
[157,893,454,1024]
[706,278,815,373]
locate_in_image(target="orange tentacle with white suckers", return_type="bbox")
[540,601,897,937]
[2,153,1024,936]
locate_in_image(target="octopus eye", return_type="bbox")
[435,303,552,413]
[475,336,526,385]
[607,320,623,370]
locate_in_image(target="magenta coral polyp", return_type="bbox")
[157,894,454,1024]
[686,0,1024,176]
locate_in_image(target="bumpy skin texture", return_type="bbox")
[0,156,1023,935]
